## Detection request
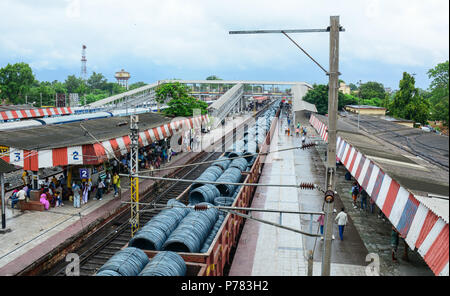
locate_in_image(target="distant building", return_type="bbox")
[383,116,415,128]
[339,82,351,95]
[345,105,386,116]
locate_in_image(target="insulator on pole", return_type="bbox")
[194,204,209,211]
[300,142,316,150]
[299,182,315,190]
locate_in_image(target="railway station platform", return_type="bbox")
[309,113,448,276]
[0,112,253,276]
[229,111,368,276]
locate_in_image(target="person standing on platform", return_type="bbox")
[369,197,376,214]
[81,181,89,204]
[360,189,368,211]
[317,214,325,239]
[391,226,400,262]
[72,182,81,208]
[335,208,348,241]
[95,179,105,201]
[351,182,360,209]
[112,172,120,198]
[21,171,28,186]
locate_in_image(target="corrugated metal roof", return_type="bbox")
[0,104,35,112]
[0,112,171,151]
[414,195,449,224]
[0,158,16,173]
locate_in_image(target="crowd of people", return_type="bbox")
[112,140,175,174]
[9,140,177,211]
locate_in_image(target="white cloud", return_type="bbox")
[0,0,448,78]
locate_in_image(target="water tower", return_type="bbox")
[115,69,131,90]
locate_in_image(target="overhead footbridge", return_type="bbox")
[206,83,244,129]
[88,79,312,129]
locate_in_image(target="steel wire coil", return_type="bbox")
[215,167,242,196]
[129,199,191,250]
[211,156,231,171]
[138,251,186,276]
[96,247,149,276]
[162,203,219,253]
[189,183,220,205]
[229,157,248,172]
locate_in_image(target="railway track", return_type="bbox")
[69,151,221,276]
[40,105,273,276]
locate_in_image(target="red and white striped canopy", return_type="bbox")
[309,114,448,276]
[1,114,209,171]
[0,107,72,121]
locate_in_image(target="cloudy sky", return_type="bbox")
[0,0,448,90]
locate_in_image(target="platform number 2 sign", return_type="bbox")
[79,168,89,179]
[72,151,79,160]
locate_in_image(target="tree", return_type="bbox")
[155,82,191,104]
[163,96,208,117]
[390,72,430,124]
[358,81,385,102]
[65,75,85,94]
[87,72,107,91]
[103,82,126,95]
[129,81,147,90]
[206,75,222,80]
[303,84,357,114]
[348,83,358,91]
[0,62,35,104]
[427,61,449,125]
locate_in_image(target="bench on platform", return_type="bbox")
[18,200,45,212]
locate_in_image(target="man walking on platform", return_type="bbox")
[335,208,348,241]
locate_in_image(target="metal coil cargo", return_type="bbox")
[138,251,186,276]
[229,157,248,172]
[215,167,242,196]
[214,196,234,207]
[95,269,122,276]
[211,156,231,171]
[200,215,226,253]
[128,199,191,250]
[190,166,224,191]
[96,247,149,276]
[162,204,219,253]
[189,184,220,205]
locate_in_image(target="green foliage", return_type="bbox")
[303,84,357,114]
[206,75,222,80]
[155,82,190,104]
[87,72,108,91]
[348,83,358,91]
[358,81,385,101]
[155,82,208,117]
[163,96,208,117]
[85,93,109,105]
[427,61,449,125]
[390,72,430,124]
[129,81,147,90]
[0,62,35,104]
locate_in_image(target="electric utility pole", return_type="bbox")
[130,115,140,237]
[229,15,344,276]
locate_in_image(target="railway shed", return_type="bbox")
[0,105,73,122]
[0,112,209,171]
[310,113,449,276]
